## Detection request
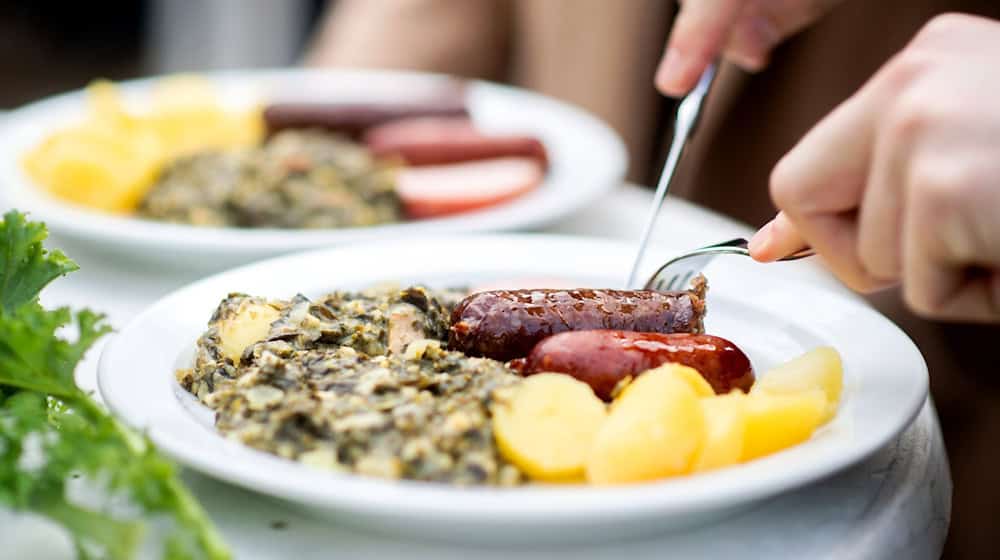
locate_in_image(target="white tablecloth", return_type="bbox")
[25,184,950,559]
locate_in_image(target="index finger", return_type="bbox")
[656,0,743,96]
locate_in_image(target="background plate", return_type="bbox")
[0,70,626,268]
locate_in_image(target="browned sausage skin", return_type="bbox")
[263,101,468,138]
[364,117,549,168]
[510,331,753,401]
[448,280,706,362]
[369,133,548,168]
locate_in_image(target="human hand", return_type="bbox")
[656,0,842,96]
[749,14,1000,322]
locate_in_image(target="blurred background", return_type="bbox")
[5,1,1000,558]
[0,0,320,107]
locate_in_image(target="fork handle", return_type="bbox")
[707,238,815,261]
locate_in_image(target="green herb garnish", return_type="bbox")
[0,210,230,559]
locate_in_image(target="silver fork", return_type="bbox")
[625,63,718,289]
[642,238,815,292]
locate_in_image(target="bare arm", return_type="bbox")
[304,0,510,80]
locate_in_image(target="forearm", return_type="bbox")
[304,0,510,79]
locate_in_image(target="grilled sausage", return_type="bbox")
[364,117,548,168]
[449,280,706,362]
[510,330,753,401]
[263,100,468,138]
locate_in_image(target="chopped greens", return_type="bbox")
[0,210,230,560]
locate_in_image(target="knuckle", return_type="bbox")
[884,89,932,140]
[909,161,983,263]
[910,159,977,211]
[879,51,930,93]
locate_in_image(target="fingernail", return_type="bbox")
[748,221,773,260]
[656,48,691,96]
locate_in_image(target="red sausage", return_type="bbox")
[364,117,548,168]
[510,330,753,401]
[449,285,707,362]
[263,101,468,138]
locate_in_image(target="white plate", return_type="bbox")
[0,70,625,269]
[97,235,928,543]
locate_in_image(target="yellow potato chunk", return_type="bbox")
[492,374,607,481]
[23,129,161,213]
[586,366,705,485]
[22,77,263,213]
[668,364,715,398]
[752,347,843,423]
[609,363,713,411]
[742,390,827,461]
[217,301,281,363]
[691,392,747,473]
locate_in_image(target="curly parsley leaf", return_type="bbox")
[0,305,111,398]
[0,211,230,560]
[0,210,78,314]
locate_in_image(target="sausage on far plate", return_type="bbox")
[364,116,548,168]
[263,100,468,138]
[395,157,544,218]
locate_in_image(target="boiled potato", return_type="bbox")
[752,347,843,422]
[24,128,161,212]
[23,77,263,213]
[218,301,281,363]
[608,362,714,410]
[667,363,715,398]
[492,373,607,481]
[742,390,826,461]
[691,392,746,473]
[586,366,705,484]
[87,79,132,127]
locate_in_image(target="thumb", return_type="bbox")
[748,212,808,262]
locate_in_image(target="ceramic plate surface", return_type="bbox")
[97,235,928,542]
[0,70,625,268]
